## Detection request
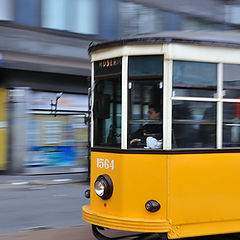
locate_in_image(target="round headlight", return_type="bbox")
[94,174,113,200]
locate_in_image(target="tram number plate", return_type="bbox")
[97,158,114,170]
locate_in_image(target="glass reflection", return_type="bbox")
[94,78,121,147]
[172,101,216,148]
[173,61,217,98]
[128,80,163,149]
[173,61,217,86]
[223,64,240,99]
[223,102,240,147]
[173,88,216,98]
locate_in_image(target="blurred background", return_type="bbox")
[0,0,240,175]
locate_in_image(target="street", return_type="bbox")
[0,175,89,234]
[0,225,165,240]
[0,175,159,240]
[0,225,96,240]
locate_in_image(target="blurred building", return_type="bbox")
[2,0,240,38]
[0,22,98,174]
[1,0,240,174]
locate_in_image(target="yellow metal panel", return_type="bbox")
[86,151,168,232]
[169,219,240,239]
[0,89,7,170]
[168,153,240,238]
[82,151,240,237]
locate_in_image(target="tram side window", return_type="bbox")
[128,55,163,149]
[223,64,240,147]
[93,58,122,148]
[173,61,217,97]
[172,101,216,148]
[173,61,217,148]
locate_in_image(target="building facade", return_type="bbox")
[2,0,240,39]
[0,22,96,174]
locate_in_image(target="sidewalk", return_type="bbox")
[0,172,89,188]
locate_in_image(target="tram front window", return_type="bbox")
[128,55,163,149]
[94,78,121,147]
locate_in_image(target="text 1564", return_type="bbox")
[97,158,114,170]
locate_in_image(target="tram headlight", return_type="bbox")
[94,174,113,200]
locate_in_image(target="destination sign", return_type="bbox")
[94,57,122,76]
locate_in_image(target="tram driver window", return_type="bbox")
[128,55,163,149]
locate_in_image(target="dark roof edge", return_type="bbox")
[88,36,240,54]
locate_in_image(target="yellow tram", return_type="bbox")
[82,32,240,239]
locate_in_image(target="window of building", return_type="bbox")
[119,1,163,37]
[15,0,41,27]
[0,0,14,21]
[99,0,118,39]
[225,5,240,25]
[182,16,221,31]
[41,0,99,34]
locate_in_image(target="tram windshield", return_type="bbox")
[128,55,163,149]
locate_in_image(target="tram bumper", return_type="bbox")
[82,205,169,233]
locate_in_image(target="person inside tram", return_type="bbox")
[129,104,162,148]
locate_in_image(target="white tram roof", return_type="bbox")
[88,31,240,53]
